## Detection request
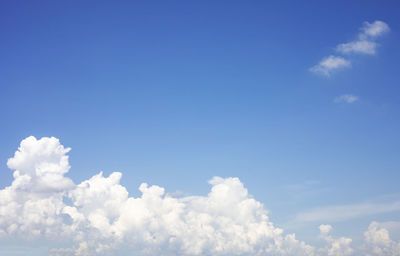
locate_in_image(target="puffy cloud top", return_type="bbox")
[7,136,74,193]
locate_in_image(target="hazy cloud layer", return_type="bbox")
[293,201,400,225]
[1,136,399,255]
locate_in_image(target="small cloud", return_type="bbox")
[310,55,351,76]
[360,20,390,39]
[334,94,359,103]
[319,224,332,234]
[337,40,377,55]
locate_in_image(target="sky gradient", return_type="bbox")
[1,1,400,255]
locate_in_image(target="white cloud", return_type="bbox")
[318,224,353,256]
[337,40,377,55]
[334,94,359,103]
[336,21,389,55]
[6,136,74,193]
[319,224,332,235]
[1,136,400,255]
[0,136,315,256]
[310,55,351,76]
[360,21,390,39]
[311,20,390,76]
[364,222,400,256]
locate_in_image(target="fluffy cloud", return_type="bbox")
[1,136,399,255]
[364,222,400,256]
[1,136,314,255]
[360,21,390,39]
[0,136,74,240]
[318,224,353,256]
[334,94,359,103]
[6,136,74,193]
[310,55,351,76]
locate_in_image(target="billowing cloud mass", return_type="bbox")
[0,136,399,255]
[311,20,390,76]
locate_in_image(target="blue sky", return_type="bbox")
[1,1,400,255]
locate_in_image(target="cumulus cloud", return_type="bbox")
[309,55,351,76]
[1,136,399,256]
[334,94,359,103]
[364,222,400,256]
[318,224,353,256]
[1,136,314,256]
[311,20,390,76]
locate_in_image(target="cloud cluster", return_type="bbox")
[0,136,314,255]
[310,20,390,77]
[1,136,399,255]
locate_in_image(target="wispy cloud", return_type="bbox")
[336,21,390,55]
[334,94,359,103]
[310,55,351,76]
[360,20,390,39]
[293,201,400,224]
[337,40,377,55]
[311,20,390,76]
[379,221,400,232]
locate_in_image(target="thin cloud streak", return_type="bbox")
[334,94,359,103]
[293,201,400,225]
